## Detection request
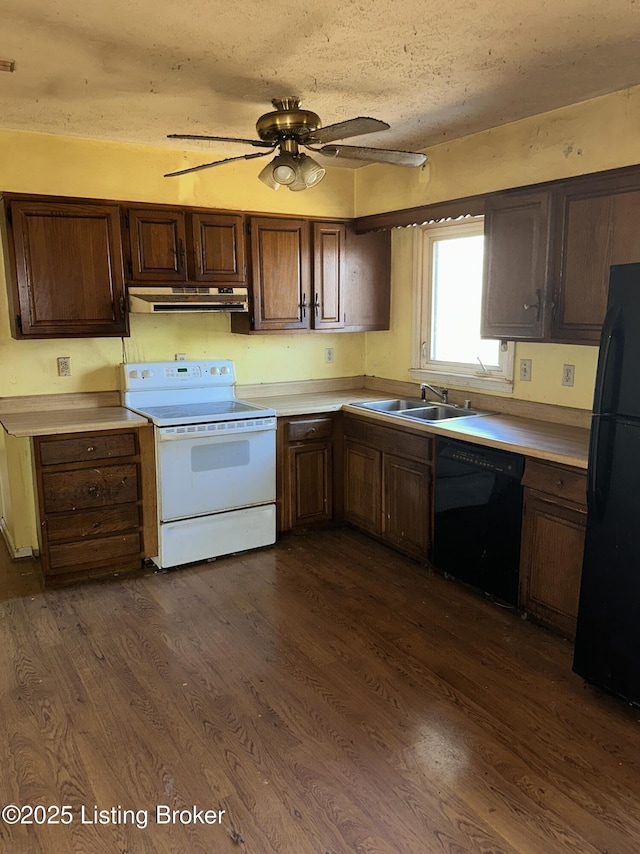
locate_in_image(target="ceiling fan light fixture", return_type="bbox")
[296,153,326,188]
[270,152,298,185]
[257,160,281,190]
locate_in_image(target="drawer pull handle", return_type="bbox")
[86,446,96,452]
[308,427,316,434]
[555,479,563,486]
[88,486,99,496]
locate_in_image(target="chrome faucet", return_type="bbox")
[420,382,449,404]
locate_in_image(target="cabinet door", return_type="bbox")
[191,212,246,283]
[344,440,381,535]
[481,190,553,340]
[286,441,333,528]
[312,222,345,329]
[383,453,432,560]
[249,217,311,330]
[343,226,391,331]
[6,198,128,338]
[519,490,586,639]
[553,180,640,342]
[127,208,188,282]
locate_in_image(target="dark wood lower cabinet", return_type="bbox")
[343,414,433,561]
[277,413,342,532]
[344,440,382,535]
[34,426,157,585]
[519,459,587,639]
[383,453,432,559]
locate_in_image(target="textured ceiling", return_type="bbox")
[1,0,640,166]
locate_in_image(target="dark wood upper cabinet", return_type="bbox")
[343,225,391,332]
[312,221,345,329]
[481,190,553,341]
[2,195,128,339]
[552,174,640,342]
[244,216,311,331]
[126,208,188,282]
[191,212,246,283]
[231,216,390,334]
[124,206,246,285]
[482,165,640,344]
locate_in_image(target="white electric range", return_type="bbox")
[121,360,277,569]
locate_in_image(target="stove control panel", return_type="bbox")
[121,360,236,394]
[163,365,202,379]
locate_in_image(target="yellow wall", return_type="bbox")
[355,86,640,216]
[359,85,640,410]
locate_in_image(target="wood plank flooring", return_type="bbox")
[1,528,639,854]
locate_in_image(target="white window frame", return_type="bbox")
[409,217,514,393]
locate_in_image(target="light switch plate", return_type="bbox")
[562,364,575,387]
[519,358,532,381]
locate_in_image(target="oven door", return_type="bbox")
[156,423,276,522]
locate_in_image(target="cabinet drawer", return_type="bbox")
[42,464,139,513]
[48,532,142,571]
[286,417,333,442]
[522,459,586,506]
[39,432,137,465]
[46,505,141,543]
[344,415,433,462]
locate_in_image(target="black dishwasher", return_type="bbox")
[433,436,524,605]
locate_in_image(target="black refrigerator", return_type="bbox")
[573,263,640,705]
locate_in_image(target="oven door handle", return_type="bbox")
[158,425,275,442]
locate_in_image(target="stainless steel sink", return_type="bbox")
[355,398,430,412]
[397,404,478,421]
[353,399,485,421]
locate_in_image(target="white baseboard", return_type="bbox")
[0,517,35,559]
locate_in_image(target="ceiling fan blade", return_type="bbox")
[164,149,274,178]
[167,133,272,148]
[305,117,390,145]
[316,144,427,167]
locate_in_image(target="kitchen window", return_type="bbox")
[410,217,514,393]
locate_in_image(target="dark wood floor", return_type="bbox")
[1,528,639,854]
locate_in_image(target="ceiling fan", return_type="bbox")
[164,97,427,191]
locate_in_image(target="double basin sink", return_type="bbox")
[353,398,487,423]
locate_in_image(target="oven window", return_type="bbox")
[191,439,250,472]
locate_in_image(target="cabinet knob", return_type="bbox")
[308,427,316,434]
[555,479,563,486]
[88,485,99,496]
[86,445,96,452]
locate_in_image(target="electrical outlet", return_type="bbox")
[519,358,532,382]
[325,348,334,364]
[57,356,71,377]
[562,364,575,387]
[175,353,187,361]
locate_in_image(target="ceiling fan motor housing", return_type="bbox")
[256,98,321,142]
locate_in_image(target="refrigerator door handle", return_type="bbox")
[593,304,620,416]
[587,415,613,521]
[587,416,601,517]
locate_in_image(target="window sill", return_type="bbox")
[409,368,514,395]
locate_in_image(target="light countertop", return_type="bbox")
[0,391,590,469]
[247,391,589,469]
[0,406,150,438]
[341,406,589,469]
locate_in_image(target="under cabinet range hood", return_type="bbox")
[128,286,249,314]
